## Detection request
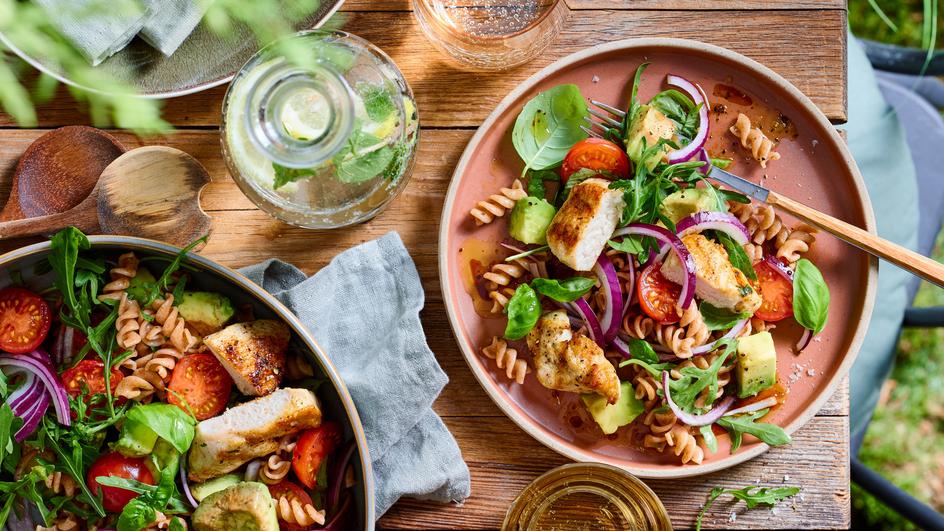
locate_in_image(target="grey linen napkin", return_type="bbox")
[239,232,471,516]
[36,0,153,65]
[139,0,210,57]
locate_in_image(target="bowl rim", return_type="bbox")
[438,37,878,478]
[0,234,376,527]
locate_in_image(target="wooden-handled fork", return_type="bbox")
[584,99,944,288]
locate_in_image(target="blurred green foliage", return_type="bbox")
[850,0,940,49]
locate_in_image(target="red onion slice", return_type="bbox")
[14,390,49,442]
[620,255,636,319]
[612,223,695,310]
[179,452,199,508]
[659,318,748,362]
[573,298,604,346]
[8,372,44,415]
[611,336,631,358]
[0,351,70,426]
[662,371,735,427]
[593,254,623,344]
[796,328,814,353]
[723,396,778,418]
[697,148,712,175]
[676,211,751,245]
[666,74,710,163]
[766,255,795,283]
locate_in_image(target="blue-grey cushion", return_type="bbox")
[839,34,920,439]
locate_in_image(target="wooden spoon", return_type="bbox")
[0,126,125,221]
[0,146,212,247]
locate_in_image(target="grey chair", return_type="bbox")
[850,73,944,531]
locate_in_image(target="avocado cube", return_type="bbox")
[660,188,724,224]
[581,381,643,435]
[190,473,243,503]
[736,332,778,398]
[192,482,279,531]
[508,197,556,245]
[114,418,158,457]
[624,105,676,170]
[126,267,157,303]
[177,291,236,336]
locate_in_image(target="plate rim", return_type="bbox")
[0,0,346,99]
[438,37,878,479]
[0,234,376,527]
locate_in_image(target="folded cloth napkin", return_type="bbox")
[239,232,471,516]
[139,0,210,57]
[35,0,153,66]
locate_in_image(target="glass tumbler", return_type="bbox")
[221,30,419,229]
[413,0,569,70]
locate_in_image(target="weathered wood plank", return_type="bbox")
[0,9,847,128]
[342,0,845,11]
[379,415,850,530]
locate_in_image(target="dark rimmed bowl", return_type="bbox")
[0,235,374,530]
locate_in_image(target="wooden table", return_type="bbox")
[0,0,852,528]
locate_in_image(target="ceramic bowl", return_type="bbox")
[0,235,375,528]
[440,38,877,478]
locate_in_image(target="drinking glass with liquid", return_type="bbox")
[413,0,568,70]
[221,30,418,229]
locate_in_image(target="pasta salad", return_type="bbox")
[0,228,357,530]
[467,64,831,465]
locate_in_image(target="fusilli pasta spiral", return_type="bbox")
[115,293,143,351]
[469,179,527,225]
[36,512,80,531]
[729,113,781,168]
[481,336,530,384]
[259,436,297,485]
[99,252,139,302]
[276,495,326,527]
[150,295,199,353]
[776,223,817,264]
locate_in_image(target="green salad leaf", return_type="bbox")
[607,235,645,255]
[696,485,800,531]
[525,169,560,200]
[504,284,541,340]
[668,345,734,412]
[126,404,196,454]
[714,231,757,281]
[531,277,595,302]
[512,84,588,175]
[793,258,830,334]
[699,302,751,331]
[557,168,606,205]
[626,338,660,364]
[699,424,718,453]
[716,408,791,452]
[649,89,701,142]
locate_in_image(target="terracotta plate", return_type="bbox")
[439,38,877,478]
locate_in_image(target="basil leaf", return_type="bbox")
[512,84,589,173]
[650,89,699,141]
[531,277,595,302]
[626,338,659,364]
[126,404,196,454]
[699,424,718,453]
[715,231,757,281]
[117,497,156,531]
[717,409,791,452]
[608,236,645,255]
[699,302,751,331]
[525,169,560,199]
[792,259,830,334]
[504,284,541,340]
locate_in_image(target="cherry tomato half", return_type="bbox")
[0,287,51,354]
[637,264,682,325]
[292,422,343,490]
[753,260,794,322]
[561,138,631,183]
[61,359,122,399]
[167,353,233,420]
[267,481,315,531]
[87,452,155,513]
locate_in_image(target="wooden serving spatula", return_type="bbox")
[0,146,212,247]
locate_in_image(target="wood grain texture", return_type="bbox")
[0,9,848,128]
[342,0,845,11]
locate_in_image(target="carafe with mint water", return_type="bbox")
[221,30,418,229]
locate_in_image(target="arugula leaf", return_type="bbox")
[718,188,750,204]
[126,404,196,454]
[0,404,14,472]
[714,231,757,281]
[504,284,541,340]
[143,236,208,307]
[793,259,830,334]
[273,163,317,190]
[668,345,734,412]
[624,63,649,136]
[512,84,589,175]
[699,424,718,453]
[525,169,560,200]
[557,168,605,205]
[49,227,91,330]
[696,485,800,531]
[608,236,644,255]
[38,417,105,517]
[699,302,751,331]
[619,358,675,378]
[626,338,660,364]
[716,409,791,452]
[531,277,595,302]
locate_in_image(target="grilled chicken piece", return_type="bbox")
[661,233,762,314]
[526,310,620,404]
[546,178,625,271]
[203,320,290,397]
[188,388,322,482]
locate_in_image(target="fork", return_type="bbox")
[582,100,944,288]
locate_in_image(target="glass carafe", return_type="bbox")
[221,30,418,229]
